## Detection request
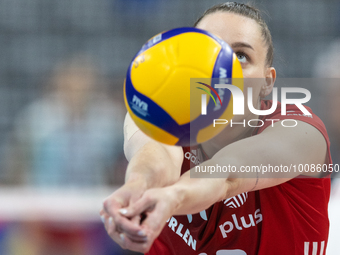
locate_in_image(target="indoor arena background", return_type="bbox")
[0,0,339,254]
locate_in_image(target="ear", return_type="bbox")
[260,67,276,98]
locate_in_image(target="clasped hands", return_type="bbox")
[100,181,177,253]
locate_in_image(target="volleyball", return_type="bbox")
[124,27,243,146]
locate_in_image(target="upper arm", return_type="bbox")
[210,120,328,198]
[259,120,328,176]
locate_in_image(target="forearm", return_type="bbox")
[168,167,228,215]
[123,113,183,189]
[169,153,289,216]
[169,121,327,216]
[125,140,183,189]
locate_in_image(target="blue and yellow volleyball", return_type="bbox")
[124,27,243,146]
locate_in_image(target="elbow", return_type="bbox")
[223,178,242,199]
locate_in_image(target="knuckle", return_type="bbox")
[103,200,111,213]
[103,198,110,207]
[144,193,152,203]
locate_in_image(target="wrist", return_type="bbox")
[164,184,186,215]
[125,174,148,191]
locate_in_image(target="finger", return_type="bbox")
[141,203,168,234]
[102,212,148,247]
[103,216,129,249]
[123,232,148,243]
[101,212,141,240]
[119,233,153,254]
[117,194,156,237]
[114,213,146,238]
[99,208,106,217]
[100,214,106,224]
[102,200,146,239]
[103,198,120,216]
[121,215,148,242]
[100,208,110,224]
[120,215,148,243]
[120,194,155,219]
[100,207,115,226]
[103,188,130,216]
[131,215,141,226]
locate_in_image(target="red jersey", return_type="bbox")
[147,100,331,255]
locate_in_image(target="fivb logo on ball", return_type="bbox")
[196,78,312,128]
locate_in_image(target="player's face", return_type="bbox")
[197,11,269,78]
[197,12,276,106]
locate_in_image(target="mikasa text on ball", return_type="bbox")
[124,27,243,146]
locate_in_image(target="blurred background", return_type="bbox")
[0,0,339,254]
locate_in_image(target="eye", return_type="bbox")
[236,52,249,64]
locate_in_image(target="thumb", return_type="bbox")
[119,194,155,219]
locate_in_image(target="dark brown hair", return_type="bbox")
[194,2,273,67]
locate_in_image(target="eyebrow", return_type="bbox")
[231,42,255,51]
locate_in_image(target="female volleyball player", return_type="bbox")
[101,2,331,254]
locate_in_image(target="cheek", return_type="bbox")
[241,64,265,79]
